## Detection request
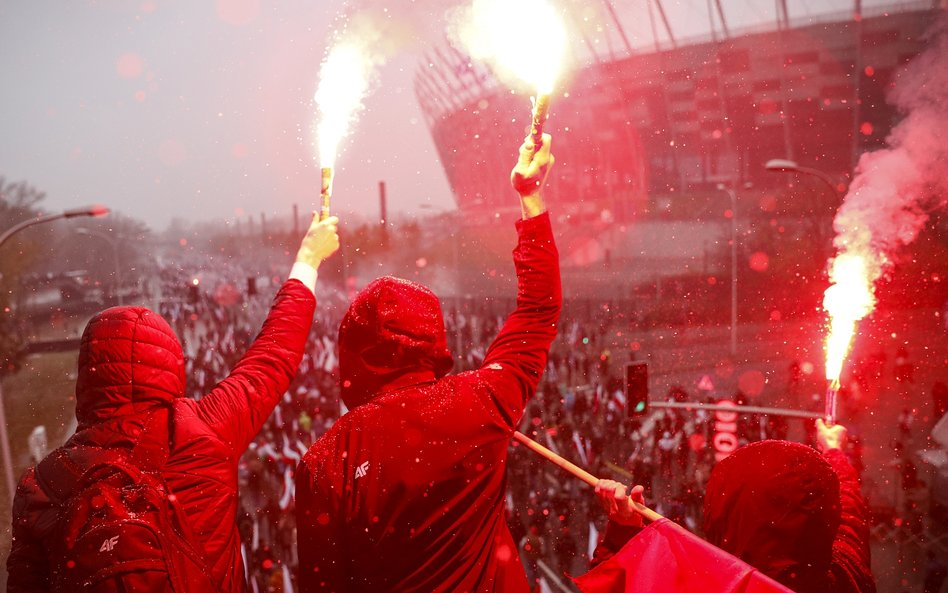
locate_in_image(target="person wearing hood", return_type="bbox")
[295,133,561,593]
[7,214,340,593]
[590,419,875,593]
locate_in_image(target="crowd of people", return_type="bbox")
[147,264,845,592]
[8,134,921,593]
[162,281,928,593]
[13,234,935,593]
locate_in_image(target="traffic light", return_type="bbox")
[626,362,649,416]
[188,278,200,303]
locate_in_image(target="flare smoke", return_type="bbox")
[830,16,948,292]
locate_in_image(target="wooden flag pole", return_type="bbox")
[513,431,664,523]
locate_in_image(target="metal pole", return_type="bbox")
[796,165,839,197]
[764,160,840,197]
[650,400,823,420]
[717,185,739,356]
[0,205,109,509]
[76,229,123,305]
[0,379,16,503]
[729,188,737,357]
[112,240,123,305]
[850,0,864,170]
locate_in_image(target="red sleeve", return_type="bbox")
[295,457,349,592]
[824,448,877,593]
[589,521,643,569]
[7,469,53,593]
[479,213,561,426]
[195,279,315,453]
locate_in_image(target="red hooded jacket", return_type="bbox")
[702,441,875,593]
[296,213,561,593]
[588,441,875,593]
[7,280,315,593]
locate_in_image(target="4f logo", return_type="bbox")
[99,535,120,552]
[354,461,370,480]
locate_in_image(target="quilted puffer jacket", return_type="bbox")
[296,213,561,593]
[7,280,315,593]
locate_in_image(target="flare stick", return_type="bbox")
[825,379,840,426]
[513,431,664,523]
[530,94,551,148]
[320,167,334,221]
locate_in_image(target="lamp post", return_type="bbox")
[0,205,109,506]
[716,184,738,357]
[764,159,840,197]
[75,228,123,305]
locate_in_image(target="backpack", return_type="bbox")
[35,408,217,593]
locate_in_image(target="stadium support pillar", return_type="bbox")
[850,0,864,169]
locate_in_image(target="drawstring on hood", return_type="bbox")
[338,277,453,410]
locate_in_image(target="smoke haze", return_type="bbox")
[831,15,948,286]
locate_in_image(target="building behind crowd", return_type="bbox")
[416,2,935,221]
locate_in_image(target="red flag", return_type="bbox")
[573,519,793,593]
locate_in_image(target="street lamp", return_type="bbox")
[0,204,109,507]
[75,228,123,305]
[0,205,110,250]
[764,159,840,197]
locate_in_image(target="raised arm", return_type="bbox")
[195,214,339,451]
[480,134,562,422]
[816,420,876,591]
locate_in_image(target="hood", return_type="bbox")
[76,306,185,428]
[338,276,453,409]
[702,440,840,591]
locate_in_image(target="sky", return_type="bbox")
[0,0,912,230]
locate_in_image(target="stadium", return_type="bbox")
[412,1,938,299]
[417,1,935,217]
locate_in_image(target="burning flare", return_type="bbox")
[314,42,372,168]
[454,0,567,143]
[314,41,373,218]
[455,0,566,95]
[822,252,876,422]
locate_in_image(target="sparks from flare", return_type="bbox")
[313,41,373,217]
[454,0,567,143]
[821,252,875,422]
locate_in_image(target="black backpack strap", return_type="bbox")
[35,448,86,505]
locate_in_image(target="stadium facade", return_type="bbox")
[415,3,937,224]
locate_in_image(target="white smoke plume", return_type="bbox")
[314,1,462,165]
[831,14,948,288]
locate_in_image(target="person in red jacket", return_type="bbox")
[591,419,876,593]
[295,133,561,593]
[6,214,340,593]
